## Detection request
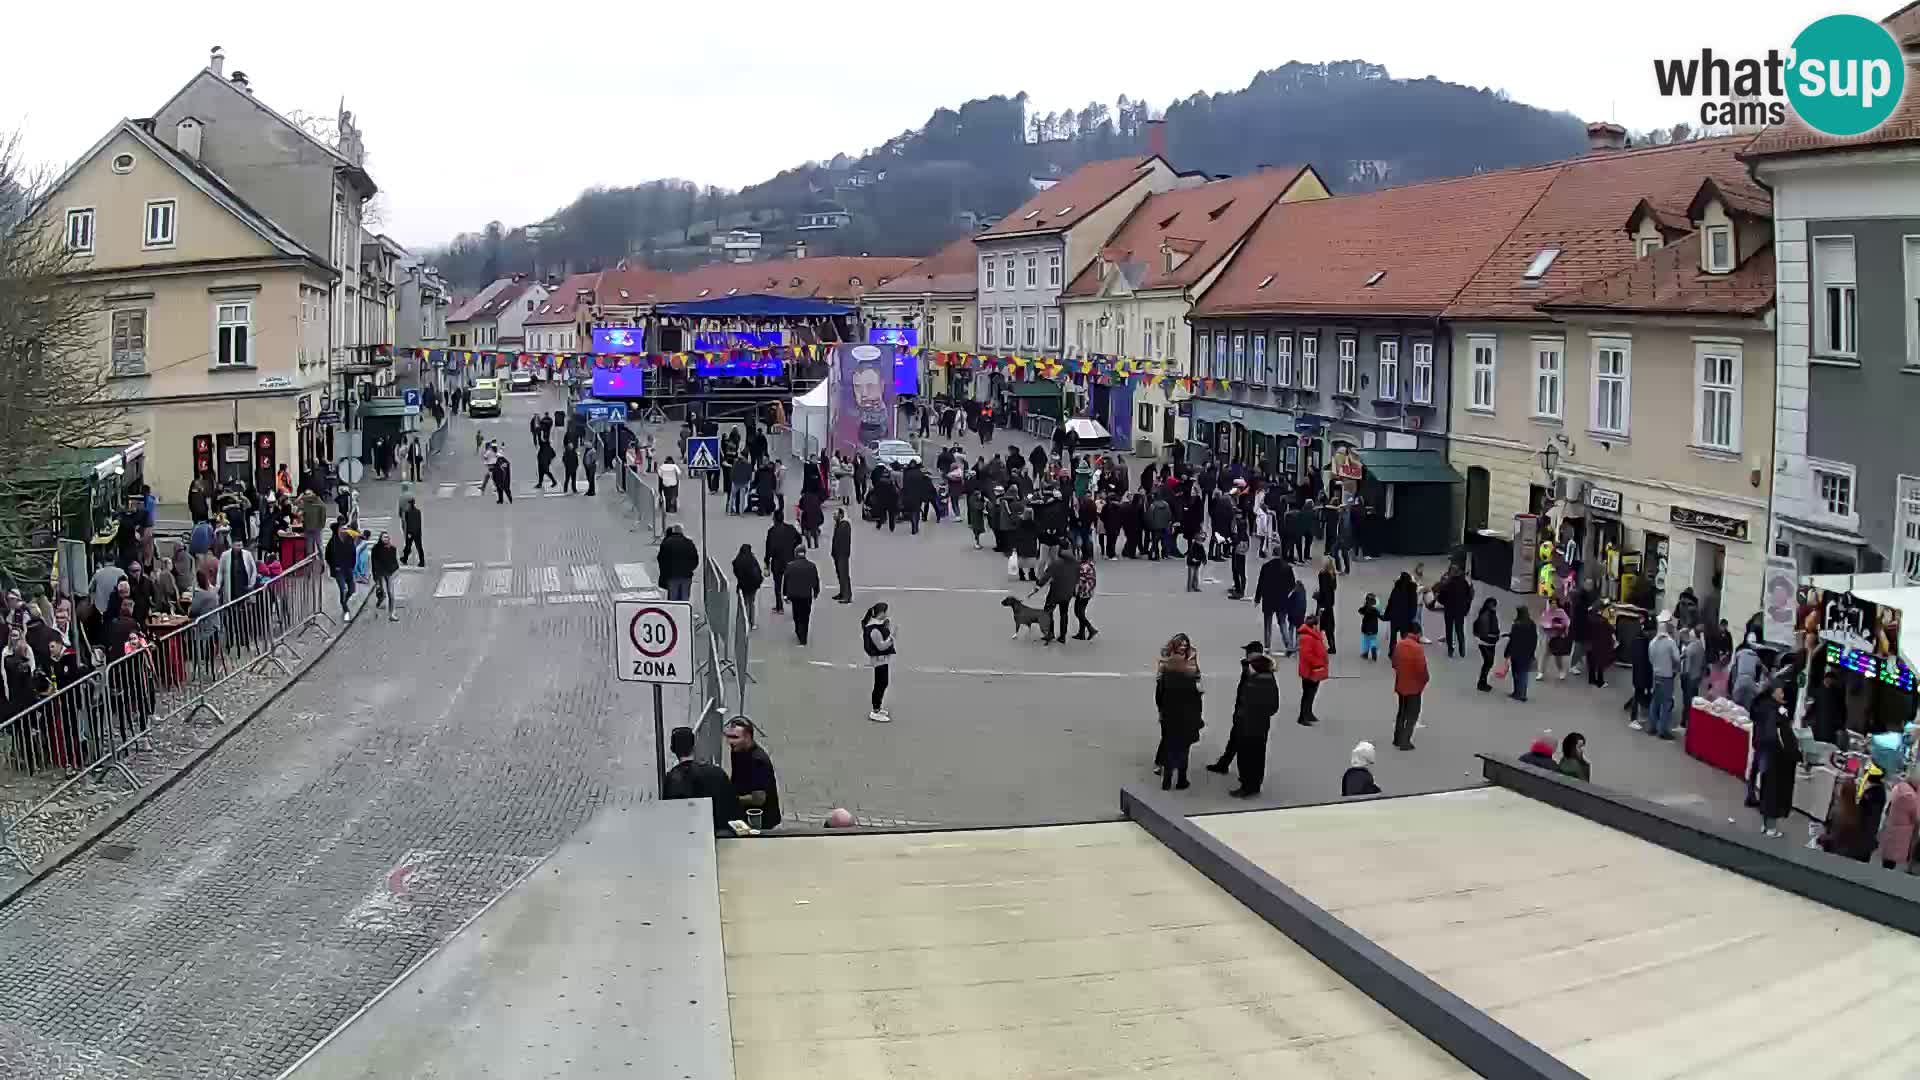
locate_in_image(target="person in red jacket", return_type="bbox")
[1296,613,1329,726]
[1390,625,1430,751]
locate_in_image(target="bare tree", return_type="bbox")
[0,130,136,586]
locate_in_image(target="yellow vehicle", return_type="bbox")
[469,379,502,418]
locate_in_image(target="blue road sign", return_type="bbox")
[685,436,721,472]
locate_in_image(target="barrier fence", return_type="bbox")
[0,553,334,870]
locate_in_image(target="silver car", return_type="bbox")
[868,438,920,470]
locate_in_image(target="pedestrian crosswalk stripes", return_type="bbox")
[402,560,658,607]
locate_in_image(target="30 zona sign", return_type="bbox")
[615,600,693,684]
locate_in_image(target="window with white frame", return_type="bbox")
[1590,337,1630,435]
[1045,310,1059,350]
[215,301,252,366]
[1705,225,1733,273]
[1299,335,1319,390]
[950,312,962,346]
[1025,254,1037,287]
[1905,237,1919,369]
[1273,334,1293,386]
[1023,312,1035,349]
[1002,258,1015,287]
[1898,477,1920,585]
[983,259,995,290]
[1003,312,1015,348]
[1377,339,1399,400]
[1075,319,1086,351]
[1195,333,1209,377]
[1468,335,1497,411]
[65,208,94,253]
[1048,252,1061,287]
[1251,334,1267,384]
[1115,324,1126,357]
[1213,333,1229,379]
[1814,236,1857,358]
[1637,235,1661,258]
[1810,460,1856,528]
[1165,322,1176,360]
[143,199,176,248]
[1531,339,1563,419]
[980,311,993,346]
[1142,320,1156,359]
[1411,341,1434,404]
[1694,343,1741,451]
[1336,337,1357,394]
[1231,333,1247,381]
[110,309,147,376]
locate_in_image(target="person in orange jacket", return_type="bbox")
[1296,613,1329,726]
[1390,625,1430,751]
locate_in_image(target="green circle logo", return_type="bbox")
[1787,14,1906,137]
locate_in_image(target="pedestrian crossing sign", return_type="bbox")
[686,437,721,472]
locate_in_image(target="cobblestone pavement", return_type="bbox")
[678,438,1768,832]
[0,394,676,1080]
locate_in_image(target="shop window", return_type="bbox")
[1138,403,1154,434]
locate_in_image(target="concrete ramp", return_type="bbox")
[1199,788,1920,1079]
[718,821,1471,1079]
[282,800,734,1080]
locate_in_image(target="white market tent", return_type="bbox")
[791,380,829,460]
[1063,417,1111,447]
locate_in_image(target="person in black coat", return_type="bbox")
[798,490,825,549]
[656,524,699,602]
[1383,572,1419,642]
[868,468,898,531]
[324,522,357,616]
[1504,605,1539,701]
[1209,645,1281,798]
[1754,684,1800,837]
[830,508,854,603]
[764,514,802,614]
[561,442,580,493]
[732,544,763,629]
[1473,598,1503,692]
[535,441,557,490]
[1155,636,1204,791]
[663,726,741,835]
[901,465,936,534]
[781,550,821,645]
[1624,620,1654,727]
[1254,556,1298,653]
[1315,559,1339,655]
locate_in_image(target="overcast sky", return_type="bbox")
[4,0,1820,252]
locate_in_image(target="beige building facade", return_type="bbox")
[40,119,333,503]
[1448,205,1776,622]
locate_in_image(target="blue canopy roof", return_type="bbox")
[656,294,854,317]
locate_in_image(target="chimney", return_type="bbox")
[176,117,203,163]
[1586,121,1627,153]
[230,70,251,93]
[209,46,225,77]
[1145,118,1167,160]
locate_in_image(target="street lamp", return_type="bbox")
[1539,441,1559,480]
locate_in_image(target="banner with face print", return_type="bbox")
[831,343,897,456]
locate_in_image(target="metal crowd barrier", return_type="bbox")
[0,553,334,870]
[699,556,731,647]
[426,418,450,460]
[620,467,660,542]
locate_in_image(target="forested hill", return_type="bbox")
[426,61,1587,290]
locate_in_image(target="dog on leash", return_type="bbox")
[1000,595,1047,639]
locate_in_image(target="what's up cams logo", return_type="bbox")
[1654,14,1907,136]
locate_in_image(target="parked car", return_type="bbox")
[509,370,536,392]
[867,438,920,470]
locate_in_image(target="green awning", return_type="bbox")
[1354,449,1461,485]
[1007,379,1062,399]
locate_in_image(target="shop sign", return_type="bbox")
[1330,445,1363,481]
[1293,416,1324,435]
[1586,486,1623,514]
[257,374,293,390]
[314,411,341,425]
[222,447,249,464]
[1669,504,1749,542]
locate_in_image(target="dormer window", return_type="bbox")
[1523,249,1561,280]
[1637,236,1661,258]
[850,276,862,287]
[1705,225,1733,273]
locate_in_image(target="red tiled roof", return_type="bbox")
[1192,167,1561,318]
[1444,134,1764,319]
[447,278,513,323]
[1744,57,1920,157]
[868,236,979,296]
[651,256,919,304]
[596,265,674,308]
[1538,232,1775,317]
[1885,0,1920,46]
[525,272,600,325]
[471,279,535,320]
[975,157,1163,240]
[1061,167,1316,298]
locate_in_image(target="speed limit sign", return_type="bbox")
[616,600,692,684]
